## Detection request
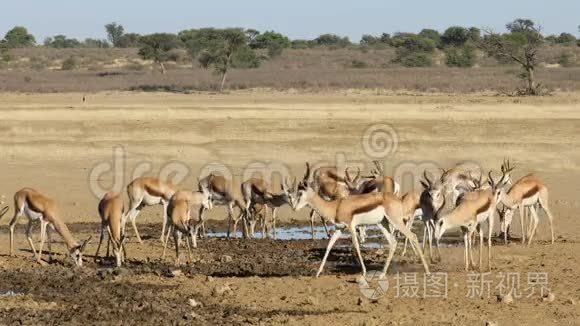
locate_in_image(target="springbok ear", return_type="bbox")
[420,181,429,189]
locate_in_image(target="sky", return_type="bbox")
[2,0,578,42]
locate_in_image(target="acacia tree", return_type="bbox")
[193,28,253,92]
[105,22,124,47]
[3,26,35,48]
[138,33,179,74]
[481,19,544,95]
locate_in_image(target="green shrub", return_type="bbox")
[395,52,433,67]
[445,45,476,67]
[392,36,435,67]
[1,52,12,62]
[232,47,261,68]
[557,52,575,67]
[267,42,283,58]
[61,56,77,70]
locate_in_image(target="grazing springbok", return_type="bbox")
[161,189,211,265]
[198,173,245,239]
[497,173,554,246]
[241,176,296,239]
[293,164,430,278]
[95,191,127,267]
[434,168,509,271]
[8,188,91,266]
[125,177,178,243]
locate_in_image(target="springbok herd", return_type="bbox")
[0,159,555,278]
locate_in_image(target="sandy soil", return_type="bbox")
[0,91,579,325]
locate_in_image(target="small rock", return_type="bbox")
[219,255,233,263]
[485,321,498,326]
[212,284,233,297]
[170,269,183,277]
[497,292,514,304]
[566,298,576,305]
[280,295,287,301]
[357,297,364,306]
[542,293,556,303]
[206,275,214,282]
[188,298,202,308]
[306,296,318,305]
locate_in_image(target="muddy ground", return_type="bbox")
[0,91,579,325]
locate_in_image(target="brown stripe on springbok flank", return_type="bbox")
[25,196,44,214]
[475,199,491,215]
[143,184,165,198]
[351,201,383,216]
[522,186,539,199]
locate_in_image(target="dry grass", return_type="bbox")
[1,47,579,93]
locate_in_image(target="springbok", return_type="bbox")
[124,177,178,243]
[349,161,401,242]
[241,176,296,239]
[307,161,400,241]
[8,188,91,266]
[399,189,423,256]
[497,173,554,246]
[418,170,447,262]
[434,169,509,271]
[95,191,127,267]
[294,164,430,278]
[161,189,211,265]
[198,173,245,239]
[306,164,352,239]
[440,163,483,205]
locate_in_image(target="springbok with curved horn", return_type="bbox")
[352,160,400,195]
[434,168,509,271]
[294,164,430,277]
[8,188,91,266]
[124,177,178,243]
[95,191,127,267]
[497,173,554,246]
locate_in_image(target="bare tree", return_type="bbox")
[481,19,545,95]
